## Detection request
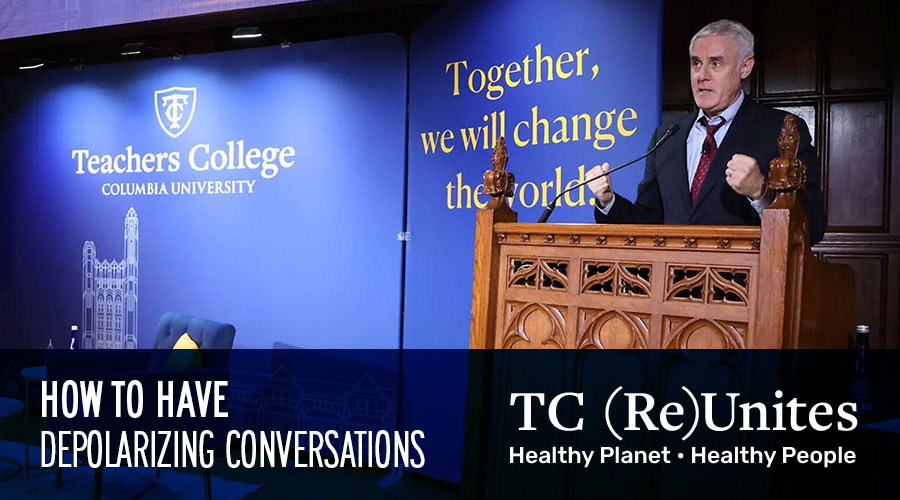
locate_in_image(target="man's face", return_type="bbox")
[690,35,754,117]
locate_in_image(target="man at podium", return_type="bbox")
[587,19,825,244]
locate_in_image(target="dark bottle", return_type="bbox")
[69,325,80,350]
[850,324,872,416]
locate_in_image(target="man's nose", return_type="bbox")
[697,65,711,81]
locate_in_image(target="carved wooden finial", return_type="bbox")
[778,115,800,160]
[491,137,508,172]
[483,137,515,200]
[767,115,807,195]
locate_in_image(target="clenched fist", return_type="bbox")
[586,163,613,207]
[725,154,767,199]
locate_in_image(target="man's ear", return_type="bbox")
[740,55,755,80]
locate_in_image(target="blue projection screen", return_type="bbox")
[1,34,407,350]
[399,0,663,484]
[405,0,663,349]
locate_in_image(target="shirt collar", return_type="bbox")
[696,91,744,126]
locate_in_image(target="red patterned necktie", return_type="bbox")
[690,117,726,204]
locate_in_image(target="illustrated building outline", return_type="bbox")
[81,207,139,349]
[228,365,397,439]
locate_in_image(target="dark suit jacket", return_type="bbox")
[594,98,825,244]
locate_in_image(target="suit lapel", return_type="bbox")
[657,114,693,217]
[693,98,754,211]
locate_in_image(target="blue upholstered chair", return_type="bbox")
[148,312,236,371]
[152,312,236,351]
[145,313,236,499]
[72,313,236,500]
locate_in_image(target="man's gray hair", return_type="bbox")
[689,19,755,62]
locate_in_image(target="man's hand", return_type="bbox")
[726,154,767,199]
[587,163,613,207]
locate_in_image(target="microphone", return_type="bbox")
[701,140,710,155]
[536,123,680,223]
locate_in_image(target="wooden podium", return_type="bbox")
[470,117,854,350]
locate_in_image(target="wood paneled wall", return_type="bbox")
[662,0,899,347]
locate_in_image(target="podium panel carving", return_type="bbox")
[577,308,650,349]
[502,301,567,349]
[666,265,751,305]
[492,229,761,349]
